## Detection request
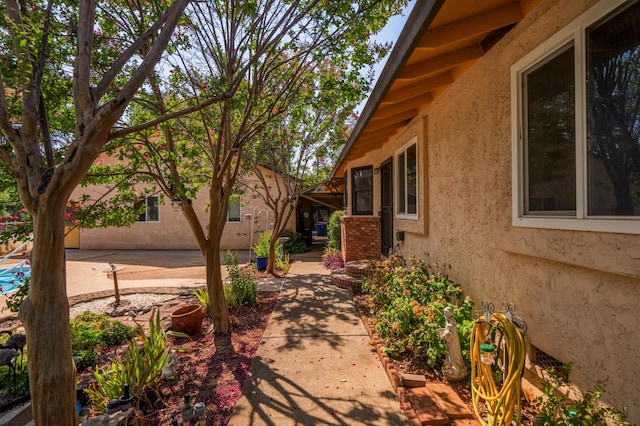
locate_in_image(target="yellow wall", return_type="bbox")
[342,0,639,420]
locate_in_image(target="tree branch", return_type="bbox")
[74,0,97,122]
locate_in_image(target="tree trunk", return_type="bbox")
[19,199,76,424]
[205,240,230,333]
[266,239,277,274]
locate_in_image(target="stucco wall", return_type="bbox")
[344,0,640,420]
[72,168,294,251]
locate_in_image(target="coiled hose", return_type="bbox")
[470,312,526,426]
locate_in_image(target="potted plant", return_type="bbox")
[253,231,272,272]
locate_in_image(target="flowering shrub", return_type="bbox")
[322,247,344,270]
[0,210,32,246]
[362,255,474,367]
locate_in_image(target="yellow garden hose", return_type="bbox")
[470,312,526,426]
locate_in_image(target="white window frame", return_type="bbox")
[136,196,160,222]
[395,137,419,220]
[511,0,640,234]
[227,200,241,223]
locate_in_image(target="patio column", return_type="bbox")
[340,216,381,262]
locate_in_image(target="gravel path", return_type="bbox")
[69,293,177,319]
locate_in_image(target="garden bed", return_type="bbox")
[350,291,539,426]
[0,291,279,425]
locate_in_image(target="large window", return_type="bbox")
[227,200,241,222]
[351,166,373,215]
[136,196,160,222]
[512,0,640,234]
[396,139,418,218]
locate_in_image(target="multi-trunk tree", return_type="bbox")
[106,0,406,333]
[0,0,405,422]
[0,1,219,422]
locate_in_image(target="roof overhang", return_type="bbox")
[330,0,540,180]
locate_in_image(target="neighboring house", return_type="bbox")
[330,0,640,421]
[69,162,295,250]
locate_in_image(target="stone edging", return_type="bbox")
[352,299,422,425]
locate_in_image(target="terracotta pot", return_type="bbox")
[171,305,203,335]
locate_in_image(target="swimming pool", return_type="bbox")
[0,264,31,295]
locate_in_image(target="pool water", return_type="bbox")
[0,264,31,295]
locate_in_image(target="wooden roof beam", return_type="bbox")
[383,73,452,104]
[416,2,523,50]
[347,145,384,157]
[363,108,417,132]
[398,45,484,80]
[376,94,432,119]
[350,136,390,151]
[359,128,398,141]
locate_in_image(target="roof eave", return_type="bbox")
[328,0,445,180]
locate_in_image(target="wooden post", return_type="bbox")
[103,264,126,306]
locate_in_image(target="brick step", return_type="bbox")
[427,383,474,420]
[344,260,375,278]
[330,269,363,294]
[403,384,476,425]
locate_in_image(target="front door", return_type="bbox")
[380,158,393,256]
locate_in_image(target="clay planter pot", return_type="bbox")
[171,305,203,335]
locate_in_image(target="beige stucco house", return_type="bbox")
[331,0,640,422]
[68,163,297,251]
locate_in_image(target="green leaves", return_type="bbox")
[70,312,135,371]
[533,363,628,425]
[362,256,475,367]
[89,310,173,408]
[223,250,258,307]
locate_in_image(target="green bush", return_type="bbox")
[362,255,474,367]
[253,231,281,257]
[281,230,307,254]
[327,210,344,250]
[224,250,258,307]
[534,363,628,425]
[230,269,258,306]
[70,312,135,371]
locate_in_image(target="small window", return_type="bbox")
[396,139,418,218]
[512,0,640,234]
[227,200,241,222]
[136,196,160,222]
[351,166,373,215]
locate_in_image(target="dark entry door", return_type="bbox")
[380,158,393,256]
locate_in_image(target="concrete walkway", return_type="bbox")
[229,260,406,425]
[1,248,407,425]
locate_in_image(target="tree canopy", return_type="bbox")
[0,0,407,422]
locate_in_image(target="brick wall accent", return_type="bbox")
[340,216,381,262]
